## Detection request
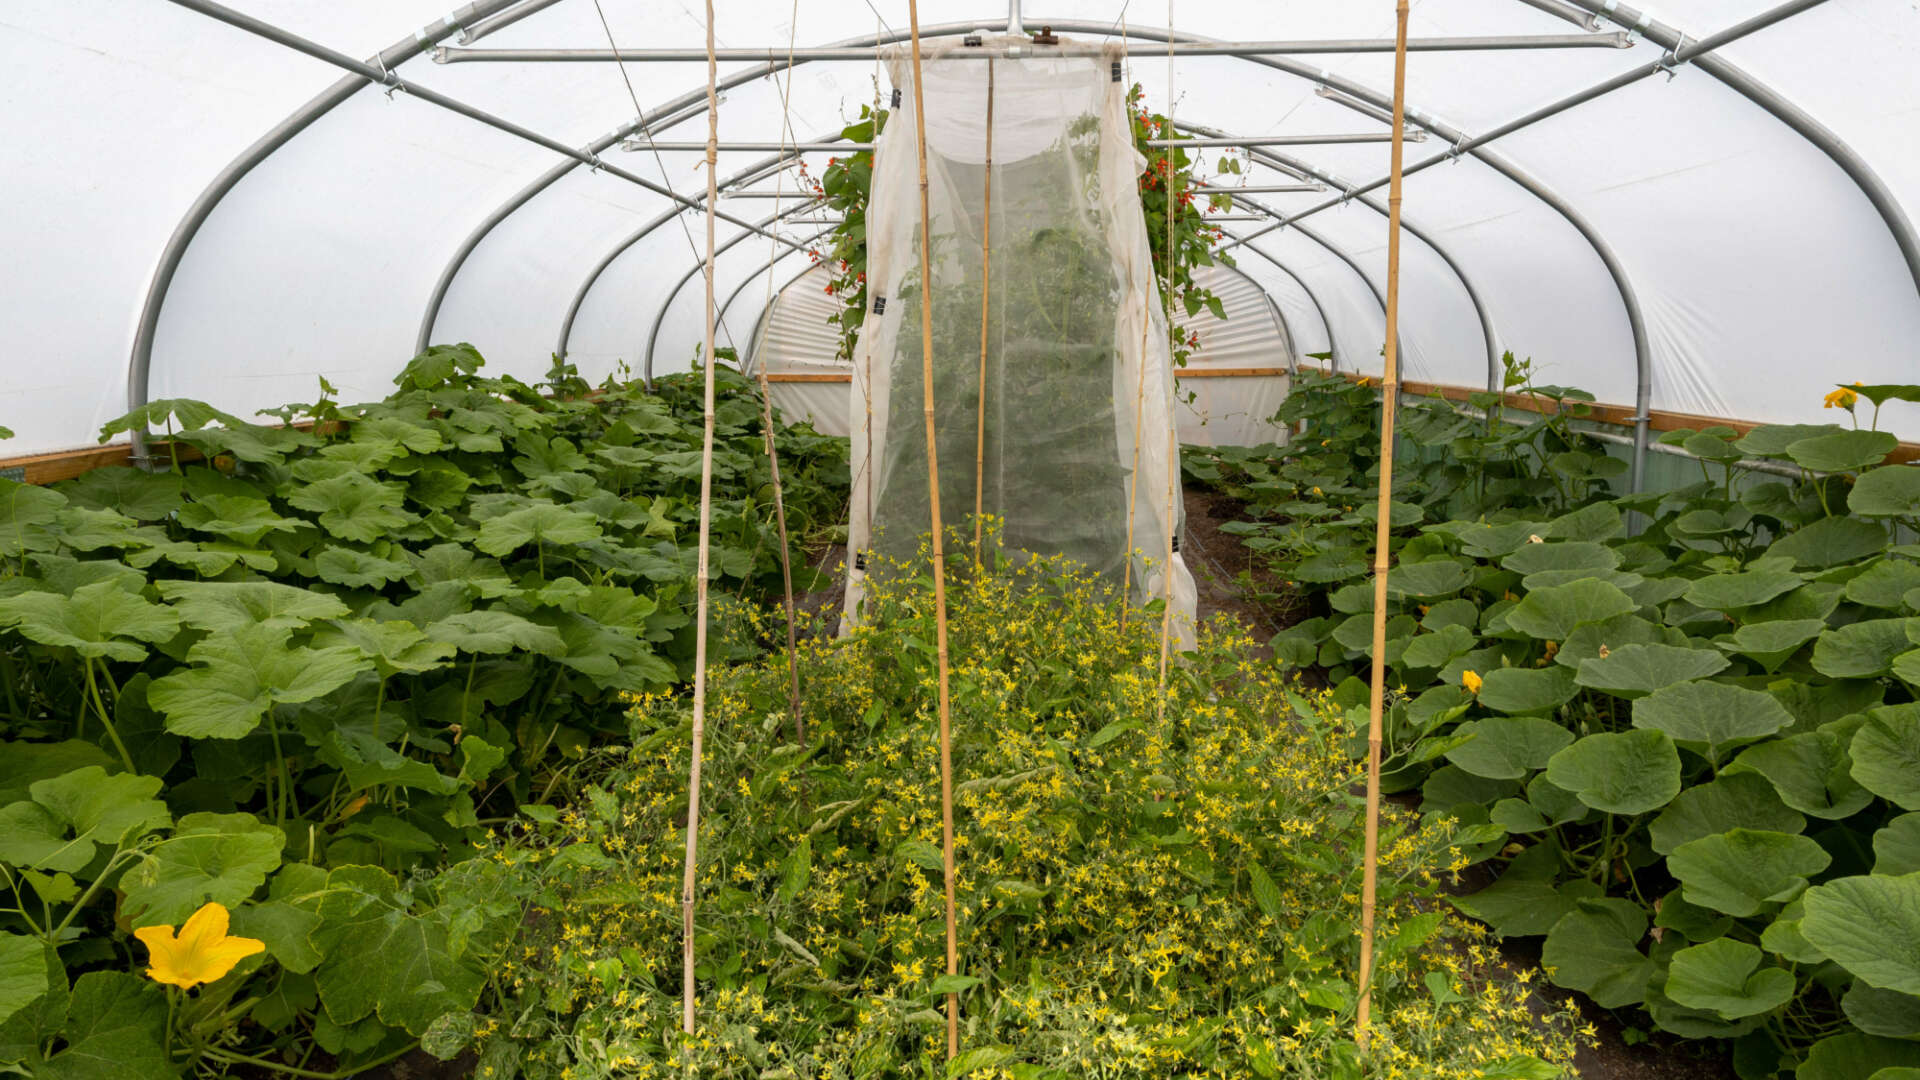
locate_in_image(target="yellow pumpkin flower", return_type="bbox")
[133,902,265,990]
[1823,382,1860,410]
[1461,670,1483,695]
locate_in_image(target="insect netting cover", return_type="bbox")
[844,36,1197,644]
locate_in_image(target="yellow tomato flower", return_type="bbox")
[1823,383,1860,410]
[133,902,265,990]
[1461,670,1483,695]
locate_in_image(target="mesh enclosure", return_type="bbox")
[844,37,1197,640]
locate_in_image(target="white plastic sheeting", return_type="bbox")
[3,0,1919,460]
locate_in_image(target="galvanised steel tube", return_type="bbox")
[1150,133,1422,147]
[622,141,870,152]
[1213,239,1341,372]
[1515,0,1604,31]
[436,33,1633,62]
[1558,0,1920,495]
[644,223,839,381]
[458,0,568,44]
[1193,184,1326,194]
[127,0,523,463]
[557,140,848,359]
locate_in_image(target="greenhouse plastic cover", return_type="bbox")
[4,0,1919,459]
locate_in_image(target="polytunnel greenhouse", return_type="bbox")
[2,0,1919,1077]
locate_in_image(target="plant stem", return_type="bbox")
[202,1042,420,1079]
[83,657,137,772]
[266,706,293,826]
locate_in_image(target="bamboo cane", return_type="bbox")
[902,1,961,1059]
[1156,4,1178,721]
[1356,0,1411,1054]
[972,60,994,566]
[678,0,721,1037]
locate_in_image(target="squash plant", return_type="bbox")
[1187,368,1920,1078]
[0,346,848,1075]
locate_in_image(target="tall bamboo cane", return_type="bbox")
[902,1,961,1059]
[1356,0,1412,1053]
[678,0,721,1037]
[972,61,994,566]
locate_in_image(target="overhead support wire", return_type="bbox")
[1194,183,1326,194]
[622,140,870,152]
[458,0,568,43]
[1314,86,1401,126]
[1149,133,1424,147]
[436,32,1632,62]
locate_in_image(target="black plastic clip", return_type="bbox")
[1111,60,1122,82]
[891,88,903,108]
[963,34,983,47]
[854,550,868,571]
[1171,533,1181,554]
[872,296,888,315]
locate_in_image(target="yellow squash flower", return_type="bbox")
[1461,670,1483,695]
[134,902,265,990]
[1823,382,1860,410]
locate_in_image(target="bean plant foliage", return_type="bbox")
[1184,361,1920,1079]
[0,345,848,1076]
[459,547,1586,1079]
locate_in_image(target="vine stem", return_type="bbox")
[82,656,137,773]
[201,1042,418,1079]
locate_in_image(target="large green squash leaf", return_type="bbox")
[1796,1033,1920,1080]
[1842,982,1920,1040]
[1852,705,1920,810]
[156,580,349,633]
[1504,578,1637,641]
[1444,716,1574,780]
[474,501,602,556]
[1500,540,1620,577]
[1668,829,1832,917]
[1664,938,1795,1019]
[1786,430,1898,473]
[34,972,171,1080]
[286,472,418,545]
[1845,559,1920,609]
[1813,619,1920,679]
[1477,665,1579,714]
[423,610,567,657]
[0,934,46,1029]
[1876,814,1920,877]
[0,583,179,662]
[1545,729,1681,815]
[1575,643,1729,698]
[120,812,284,927]
[1850,465,1920,519]
[1541,898,1653,1008]
[1686,568,1806,612]
[1731,726,1874,819]
[1631,679,1795,767]
[148,631,371,738]
[1722,618,1826,673]
[0,767,167,874]
[1768,516,1890,569]
[311,865,494,1036]
[1649,772,1806,855]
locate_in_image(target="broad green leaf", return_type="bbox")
[1500,540,1620,577]
[1453,843,1598,937]
[1444,716,1573,780]
[286,472,418,544]
[54,468,183,522]
[313,547,413,589]
[0,478,65,558]
[1420,765,1519,814]
[947,1046,1020,1078]
[311,865,495,1036]
[1477,665,1579,714]
[1652,886,1733,944]
[1668,829,1832,917]
[36,972,171,1080]
[1769,515,1890,569]
[1852,705,1920,810]
[1385,559,1471,598]
[1545,502,1624,542]
[1851,465,1920,519]
[0,583,179,662]
[1843,982,1920,1040]
[1541,898,1653,1008]
[1545,729,1681,815]
[1649,773,1805,855]
[121,812,283,927]
[1421,597,1479,632]
[423,610,567,658]
[776,835,812,904]
[1846,559,1920,609]
[0,741,115,806]
[1632,680,1795,766]
[1528,773,1591,827]
[314,619,456,679]
[0,767,167,873]
[1876,814,1920,876]
[1791,1033,1919,1080]
[1664,938,1795,1019]
[1731,725,1874,819]
[156,579,350,633]
[1247,863,1284,921]
[1555,614,1687,669]
[228,900,324,975]
[0,934,47,1028]
[1745,580,1845,624]
[1398,624,1476,670]
[148,630,371,738]
[1722,618,1825,672]
[1814,619,1920,678]
[407,544,514,599]
[175,494,300,545]
[1685,568,1805,612]
[1504,578,1637,641]
[1575,643,1729,698]
[1451,520,1546,559]
[1734,422,1846,458]
[1787,429,1898,472]
[474,501,602,556]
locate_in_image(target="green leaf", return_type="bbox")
[1731,725,1874,819]
[1814,619,1920,678]
[121,812,284,927]
[1454,843,1597,937]
[1631,680,1795,767]
[1247,863,1284,920]
[1649,773,1805,855]
[1668,829,1832,917]
[1541,898,1653,1008]
[286,472,418,545]
[927,974,982,996]
[1800,871,1920,995]
[312,865,494,1036]
[1685,568,1806,612]
[313,619,456,679]
[1852,705,1920,810]
[175,494,301,545]
[1851,465,1920,518]
[1385,559,1471,598]
[1085,720,1137,749]
[1797,1033,1920,1080]
[474,501,602,556]
[946,1046,1018,1077]
[1500,541,1620,577]
[1842,982,1920,1040]
[54,468,184,522]
[36,972,171,1080]
[0,934,46,1029]
[1875,814,1920,876]
[313,547,414,589]
[1769,515,1889,569]
[1722,618,1826,672]
[423,610,567,657]
[1734,422,1847,458]
[156,579,349,633]
[0,478,66,558]
[0,741,115,806]
[1504,578,1637,641]
[1787,430,1898,472]
[0,583,180,662]
[1400,624,1477,670]
[776,835,812,904]
[1664,938,1795,1019]
[1444,716,1574,780]
[1846,559,1920,609]
[1546,729,1680,815]
[229,900,324,975]
[1575,643,1729,698]
[0,767,168,873]
[1477,665,1579,714]
[148,630,371,738]
[1545,502,1624,542]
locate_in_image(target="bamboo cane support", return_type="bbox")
[679,0,721,1037]
[972,61,994,566]
[1356,0,1411,1053]
[903,1,961,1059]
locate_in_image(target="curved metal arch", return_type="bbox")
[644,216,839,379]
[127,0,522,461]
[1209,258,1301,371]
[1221,245,1338,372]
[1174,119,1498,386]
[558,138,846,360]
[722,255,822,376]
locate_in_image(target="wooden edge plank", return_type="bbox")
[765,372,853,383]
[1177,366,1291,379]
